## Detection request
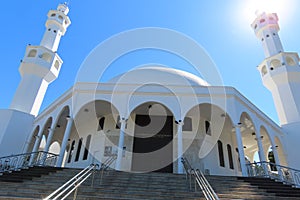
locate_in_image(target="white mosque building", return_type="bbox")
[0,3,299,180]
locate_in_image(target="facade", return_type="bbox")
[0,4,299,177]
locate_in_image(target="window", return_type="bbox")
[83,135,91,160]
[51,13,56,17]
[183,117,192,131]
[58,15,63,20]
[75,138,83,162]
[218,140,225,167]
[41,53,52,63]
[115,116,121,129]
[28,49,37,57]
[227,144,234,169]
[261,65,267,76]
[260,19,265,23]
[205,121,211,135]
[54,60,60,70]
[97,117,105,131]
[286,56,296,66]
[67,140,75,163]
[270,59,281,69]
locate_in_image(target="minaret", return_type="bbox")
[252,12,300,126]
[10,3,71,116]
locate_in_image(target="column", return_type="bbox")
[116,118,127,171]
[235,125,248,176]
[254,131,268,175]
[271,144,283,179]
[177,120,184,174]
[56,117,73,167]
[44,128,55,152]
[28,128,44,165]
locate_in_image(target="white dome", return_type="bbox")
[107,66,210,86]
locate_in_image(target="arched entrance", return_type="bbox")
[130,102,174,173]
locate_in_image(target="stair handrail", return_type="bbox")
[181,157,220,200]
[43,163,99,200]
[246,161,300,188]
[99,153,117,184]
[0,151,58,173]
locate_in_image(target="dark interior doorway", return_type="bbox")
[132,115,173,173]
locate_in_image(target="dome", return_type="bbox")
[107,66,210,86]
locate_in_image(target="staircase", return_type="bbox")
[0,167,300,199]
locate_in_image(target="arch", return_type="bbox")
[128,97,179,120]
[239,112,258,162]
[27,49,37,57]
[51,13,56,17]
[49,141,60,154]
[274,136,287,166]
[218,140,225,167]
[129,101,175,172]
[270,59,281,70]
[27,126,40,153]
[67,140,75,163]
[259,125,272,162]
[54,60,60,70]
[261,65,267,76]
[75,138,83,162]
[227,144,234,169]
[83,135,91,160]
[41,52,52,63]
[286,56,296,66]
[58,15,63,20]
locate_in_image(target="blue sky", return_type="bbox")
[0,0,299,124]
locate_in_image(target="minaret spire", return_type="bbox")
[9,4,71,116]
[252,12,300,126]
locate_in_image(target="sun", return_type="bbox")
[243,0,293,23]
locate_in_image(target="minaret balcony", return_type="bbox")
[19,45,63,83]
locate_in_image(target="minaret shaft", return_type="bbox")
[9,4,71,116]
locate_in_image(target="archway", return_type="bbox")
[274,136,287,166]
[130,102,174,173]
[70,100,119,167]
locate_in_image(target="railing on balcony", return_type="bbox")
[246,161,300,188]
[0,151,58,173]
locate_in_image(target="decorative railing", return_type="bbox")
[43,164,99,200]
[246,161,300,188]
[0,151,58,173]
[181,157,219,200]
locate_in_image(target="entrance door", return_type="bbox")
[132,115,173,173]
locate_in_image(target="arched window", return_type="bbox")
[261,65,267,76]
[98,117,105,131]
[67,140,75,163]
[75,138,83,162]
[183,117,192,131]
[218,140,225,167]
[286,56,296,66]
[270,59,281,70]
[41,53,52,63]
[227,144,234,169]
[115,116,121,129]
[54,60,60,70]
[28,49,37,57]
[51,13,56,17]
[83,135,91,160]
[58,15,63,20]
[205,121,211,135]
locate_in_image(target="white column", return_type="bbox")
[254,131,268,174]
[235,125,248,176]
[271,144,283,179]
[57,117,73,167]
[28,128,44,165]
[177,120,184,174]
[44,128,55,153]
[116,118,127,171]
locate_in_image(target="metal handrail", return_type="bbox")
[181,157,219,200]
[99,154,117,184]
[0,151,58,173]
[246,161,300,188]
[43,164,99,200]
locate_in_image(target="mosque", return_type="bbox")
[0,3,299,180]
